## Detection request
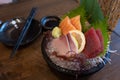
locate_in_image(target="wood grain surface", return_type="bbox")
[0,0,120,80]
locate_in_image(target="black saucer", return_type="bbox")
[0,19,42,46]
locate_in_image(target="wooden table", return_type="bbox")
[0,0,120,80]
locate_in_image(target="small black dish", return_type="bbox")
[0,18,42,46]
[40,16,60,31]
[41,36,110,78]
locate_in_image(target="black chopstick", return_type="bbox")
[10,7,37,58]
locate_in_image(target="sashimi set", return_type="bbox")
[40,0,113,77]
[41,15,110,76]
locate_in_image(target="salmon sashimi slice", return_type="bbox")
[71,15,82,31]
[59,16,69,29]
[59,16,76,35]
[62,24,76,35]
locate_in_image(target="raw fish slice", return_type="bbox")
[62,25,75,35]
[50,35,70,57]
[50,34,78,58]
[59,16,76,35]
[71,15,82,31]
[96,29,104,52]
[67,33,78,54]
[59,16,69,29]
[83,27,102,58]
[51,35,71,57]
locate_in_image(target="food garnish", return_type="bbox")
[52,27,61,38]
[69,30,85,53]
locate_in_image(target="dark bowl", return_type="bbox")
[41,36,110,78]
[40,16,60,31]
[0,18,42,46]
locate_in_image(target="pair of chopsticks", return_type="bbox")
[10,7,37,58]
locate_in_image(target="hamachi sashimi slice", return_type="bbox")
[50,34,77,57]
[50,35,70,57]
[83,27,103,58]
[67,33,78,54]
[71,15,82,31]
[59,16,76,35]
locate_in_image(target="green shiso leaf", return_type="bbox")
[63,0,109,56]
[80,0,104,23]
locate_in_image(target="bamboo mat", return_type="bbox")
[98,0,120,29]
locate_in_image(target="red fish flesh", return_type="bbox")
[83,27,104,58]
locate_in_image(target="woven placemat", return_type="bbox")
[98,0,120,29]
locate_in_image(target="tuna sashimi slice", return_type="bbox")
[83,27,103,58]
[96,29,104,51]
